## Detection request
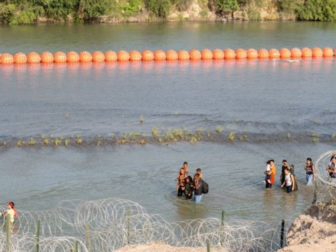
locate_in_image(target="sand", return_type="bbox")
[278,201,336,252]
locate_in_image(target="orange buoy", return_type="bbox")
[67,51,80,63]
[166,50,178,61]
[142,50,154,61]
[154,50,166,61]
[258,49,269,59]
[247,49,258,60]
[301,48,312,58]
[201,49,213,60]
[40,52,54,64]
[0,53,14,64]
[54,52,67,63]
[280,48,291,59]
[291,48,302,59]
[323,47,334,57]
[178,50,190,61]
[105,51,117,62]
[118,50,130,62]
[235,49,247,59]
[80,51,92,63]
[213,49,224,60]
[27,52,41,64]
[224,49,236,60]
[189,49,201,61]
[92,51,105,62]
[268,49,280,59]
[14,52,27,64]
[129,50,142,61]
[312,47,323,58]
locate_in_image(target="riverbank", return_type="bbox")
[1,0,336,25]
[278,200,336,252]
[116,244,227,252]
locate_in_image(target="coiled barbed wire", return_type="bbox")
[0,198,282,252]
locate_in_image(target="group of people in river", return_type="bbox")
[265,154,336,193]
[264,158,311,193]
[176,162,208,203]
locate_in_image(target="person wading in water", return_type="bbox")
[305,157,315,186]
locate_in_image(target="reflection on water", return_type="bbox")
[1,22,336,53]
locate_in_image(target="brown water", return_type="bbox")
[0,22,336,226]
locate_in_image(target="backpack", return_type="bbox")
[202,180,209,194]
[291,175,299,191]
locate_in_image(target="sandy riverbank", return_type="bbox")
[278,201,336,252]
[116,243,228,252]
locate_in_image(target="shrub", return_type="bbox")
[247,7,261,20]
[279,0,301,13]
[11,9,37,25]
[215,0,239,17]
[171,0,193,11]
[145,0,171,18]
[0,3,16,24]
[297,0,336,21]
[78,0,114,20]
[120,0,143,17]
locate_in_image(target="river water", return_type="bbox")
[0,22,336,226]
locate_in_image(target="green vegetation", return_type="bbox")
[215,0,239,18]
[297,0,336,21]
[1,0,336,24]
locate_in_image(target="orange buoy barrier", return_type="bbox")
[118,50,130,62]
[201,49,213,60]
[41,52,54,64]
[105,51,117,62]
[236,49,247,59]
[323,47,334,57]
[178,50,190,61]
[291,48,302,59]
[14,52,27,64]
[142,50,154,61]
[166,50,178,61]
[79,51,92,63]
[92,51,105,63]
[0,53,14,64]
[258,49,269,59]
[312,47,323,58]
[1,47,335,65]
[213,49,224,60]
[269,49,280,59]
[189,49,201,61]
[27,52,41,64]
[280,48,291,59]
[224,49,236,60]
[302,48,312,58]
[154,50,166,61]
[54,52,67,63]
[67,51,80,63]
[130,50,142,61]
[247,49,258,60]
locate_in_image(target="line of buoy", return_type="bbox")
[0,48,335,64]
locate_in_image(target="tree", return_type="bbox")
[216,0,239,19]
[297,0,336,21]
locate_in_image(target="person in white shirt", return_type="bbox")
[281,168,294,193]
